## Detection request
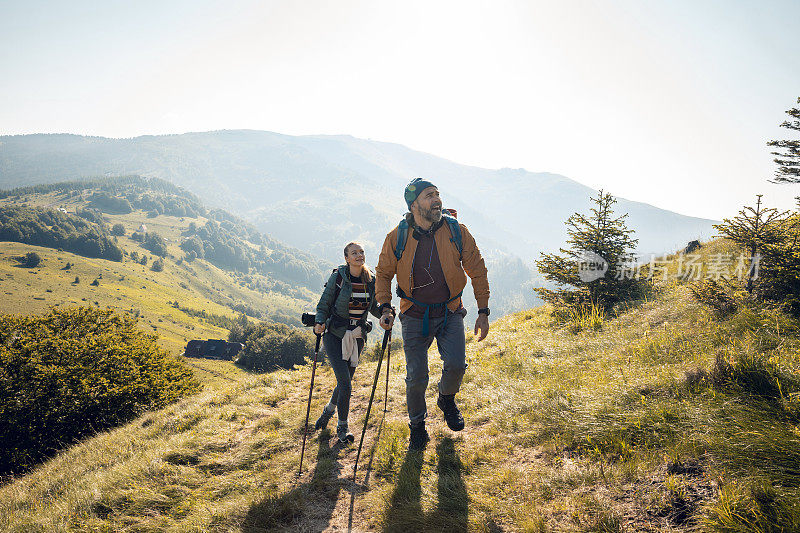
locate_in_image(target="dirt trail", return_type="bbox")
[272,360,405,532]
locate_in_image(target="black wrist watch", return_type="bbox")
[478,308,490,316]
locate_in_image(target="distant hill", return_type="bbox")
[0,176,330,353]
[0,131,718,317]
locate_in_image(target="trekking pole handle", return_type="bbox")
[315,333,321,352]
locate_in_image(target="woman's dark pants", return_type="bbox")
[323,332,364,422]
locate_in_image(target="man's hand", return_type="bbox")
[380,311,395,330]
[474,314,489,341]
[313,323,325,335]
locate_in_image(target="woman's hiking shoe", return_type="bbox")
[315,405,335,431]
[437,393,465,431]
[408,423,430,451]
[337,421,354,444]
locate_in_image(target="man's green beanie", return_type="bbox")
[404,178,437,209]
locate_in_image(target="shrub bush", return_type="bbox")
[229,322,313,371]
[143,232,168,257]
[0,307,200,476]
[111,223,125,236]
[19,251,41,268]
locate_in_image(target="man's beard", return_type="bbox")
[420,204,442,224]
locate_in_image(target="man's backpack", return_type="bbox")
[393,211,463,261]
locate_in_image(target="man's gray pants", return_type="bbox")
[399,309,467,428]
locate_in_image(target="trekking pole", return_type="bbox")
[353,328,390,482]
[298,332,322,476]
[384,336,391,412]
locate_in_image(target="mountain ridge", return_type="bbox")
[0,130,717,317]
[0,130,717,247]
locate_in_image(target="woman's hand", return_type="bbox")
[314,323,325,335]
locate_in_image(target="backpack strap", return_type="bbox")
[394,218,409,260]
[394,214,462,261]
[323,268,344,311]
[442,213,463,260]
[332,269,344,306]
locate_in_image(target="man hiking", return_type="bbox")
[376,177,490,451]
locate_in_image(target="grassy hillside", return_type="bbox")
[0,182,323,356]
[3,238,799,531]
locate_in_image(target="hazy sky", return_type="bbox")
[1,0,798,219]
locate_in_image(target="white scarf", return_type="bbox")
[341,326,362,367]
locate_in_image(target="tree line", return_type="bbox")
[0,205,123,261]
[0,175,330,289]
[181,218,327,289]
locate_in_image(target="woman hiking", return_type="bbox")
[313,242,382,444]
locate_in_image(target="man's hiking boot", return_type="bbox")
[408,423,429,451]
[337,421,354,444]
[437,393,465,431]
[315,405,335,431]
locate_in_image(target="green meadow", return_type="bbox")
[0,189,315,356]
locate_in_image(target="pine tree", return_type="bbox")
[713,195,787,293]
[535,190,645,314]
[715,197,800,315]
[768,96,800,183]
[758,206,800,316]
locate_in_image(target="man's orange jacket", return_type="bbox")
[375,220,490,314]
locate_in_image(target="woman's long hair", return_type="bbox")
[344,241,373,282]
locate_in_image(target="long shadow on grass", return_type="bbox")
[349,416,385,531]
[428,438,468,531]
[382,437,468,532]
[241,430,343,532]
